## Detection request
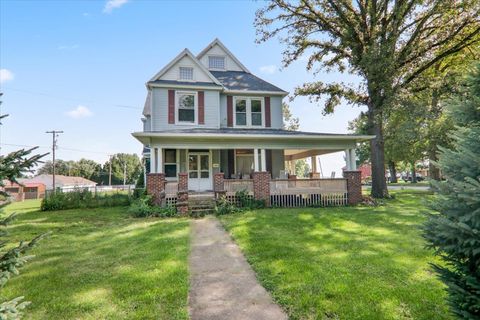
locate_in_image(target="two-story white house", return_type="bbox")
[132,39,372,196]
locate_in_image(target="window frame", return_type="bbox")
[175,91,198,125]
[164,149,178,179]
[233,97,265,128]
[178,66,194,81]
[208,55,226,70]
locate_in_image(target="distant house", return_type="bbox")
[19,174,97,192]
[1,180,46,201]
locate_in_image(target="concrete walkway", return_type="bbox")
[189,216,287,320]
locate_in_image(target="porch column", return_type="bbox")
[349,148,357,170]
[254,148,259,171]
[157,147,163,173]
[345,149,351,171]
[311,156,317,173]
[261,149,266,172]
[151,148,157,173]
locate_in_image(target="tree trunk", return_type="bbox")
[429,149,441,180]
[411,162,417,183]
[368,110,389,198]
[388,161,398,183]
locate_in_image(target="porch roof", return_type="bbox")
[132,128,374,153]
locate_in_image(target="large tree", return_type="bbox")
[105,153,142,185]
[423,64,480,319]
[256,0,480,197]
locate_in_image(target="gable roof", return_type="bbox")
[148,48,222,86]
[197,38,250,73]
[210,71,287,94]
[19,174,97,189]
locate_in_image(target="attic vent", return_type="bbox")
[208,56,225,70]
[179,67,193,80]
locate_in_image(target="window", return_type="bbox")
[234,97,263,127]
[177,92,196,123]
[164,149,177,178]
[235,99,247,126]
[251,99,262,126]
[179,67,193,80]
[208,56,225,69]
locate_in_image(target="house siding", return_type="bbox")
[199,44,244,72]
[159,54,214,83]
[151,88,220,130]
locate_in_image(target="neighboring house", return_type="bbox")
[19,174,97,192]
[132,39,373,208]
[1,181,46,201]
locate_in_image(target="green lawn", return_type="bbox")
[219,191,451,320]
[1,200,190,320]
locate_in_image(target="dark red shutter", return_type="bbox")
[198,91,205,125]
[227,96,233,127]
[265,97,271,127]
[168,90,175,124]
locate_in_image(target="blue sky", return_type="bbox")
[0,0,365,175]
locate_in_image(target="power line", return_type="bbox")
[2,87,141,110]
[1,143,112,156]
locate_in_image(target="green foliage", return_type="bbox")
[36,153,143,186]
[41,189,131,211]
[215,190,265,216]
[0,122,47,320]
[128,196,177,218]
[424,64,480,319]
[282,102,299,131]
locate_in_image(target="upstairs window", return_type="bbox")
[179,67,193,80]
[234,97,263,127]
[235,99,247,126]
[177,92,196,124]
[208,56,225,69]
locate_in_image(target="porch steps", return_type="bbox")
[188,192,216,217]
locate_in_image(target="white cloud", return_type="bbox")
[259,65,277,75]
[103,0,128,13]
[58,44,79,50]
[66,105,93,119]
[0,69,14,84]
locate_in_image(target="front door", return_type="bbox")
[188,152,211,191]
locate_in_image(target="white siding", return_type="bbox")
[159,55,214,83]
[151,88,220,130]
[199,44,244,72]
[270,96,283,129]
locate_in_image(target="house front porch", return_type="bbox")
[133,128,373,211]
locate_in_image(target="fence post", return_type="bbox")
[343,171,362,205]
[252,171,271,207]
[177,173,189,216]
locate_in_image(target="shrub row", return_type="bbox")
[128,196,177,218]
[215,190,265,215]
[41,189,132,211]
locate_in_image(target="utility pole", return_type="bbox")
[46,130,64,193]
[123,162,127,186]
[108,155,112,186]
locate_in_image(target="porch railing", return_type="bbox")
[270,178,348,207]
[224,179,254,195]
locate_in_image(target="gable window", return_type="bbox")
[177,92,197,124]
[208,56,225,70]
[179,67,193,80]
[234,97,263,127]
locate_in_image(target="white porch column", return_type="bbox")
[261,149,266,171]
[350,148,357,170]
[157,148,163,173]
[151,148,157,173]
[345,149,351,171]
[311,156,317,173]
[254,148,259,171]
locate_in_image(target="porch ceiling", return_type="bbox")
[132,129,374,151]
[284,149,345,160]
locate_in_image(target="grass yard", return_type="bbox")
[219,191,451,320]
[1,200,190,320]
